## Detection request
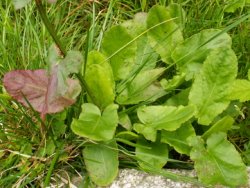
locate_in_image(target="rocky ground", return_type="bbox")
[50,168,250,188]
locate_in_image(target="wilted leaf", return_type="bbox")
[189,132,247,187]
[147,5,183,63]
[12,0,31,9]
[134,105,195,141]
[3,69,81,118]
[102,25,136,80]
[161,122,195,155]
[3,48,83,119]
[136,137,168,170]
[188,48,237,125]
[229,79,250,102]
[85,51,115,109]
[83,141,119,186]
[172,29,232,80]
[71,103,118,141]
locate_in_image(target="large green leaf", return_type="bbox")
[189,132,247,187]
[172,29,232,80]
[122,12,159,72]
[229,79,250,102]
[136,137,168,170]
[202,116,234,140]
[12,0,31,9]
[116,68,166,105]
[188,48,237,125]
[85,51,115,109]
[147,5,183,63]
[134,105,195,141]
[71,103,118,141]
[161,122,195,155]
[101,25,136,80]
[166,3,186,30]
[83,141,119,186]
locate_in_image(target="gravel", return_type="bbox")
[107,169,200,188]
[50,168,250,188]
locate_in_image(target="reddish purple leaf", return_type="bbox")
[3,69,81,118]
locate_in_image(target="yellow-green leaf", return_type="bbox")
[189,48,237,125]
[83,141,119,186]
[189,133,247,187]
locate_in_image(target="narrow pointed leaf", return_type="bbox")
[83,141,119,186]
[189,48,237,125]
[189,133,247,187]
[71,103,118,141]
[136,137,168,170]
[147,5,183,63]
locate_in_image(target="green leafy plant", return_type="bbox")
[1,0,250,187]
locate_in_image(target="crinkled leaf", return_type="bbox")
[101,25,136,80]
[116,68,166,105]
[85,51,115,109]
[189,132,247,187]
[134,105,195,141]
[12,0,31,9]
[136,137,168,170]
[71,103,118,141]
[172,29,232,80]
[83,141,119,186]
[161,122,195,155]
[188,48,237,125]
[3,69,81,117]
[147,5,183,63]
[202,116,234,140]
[229,79,250,102]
